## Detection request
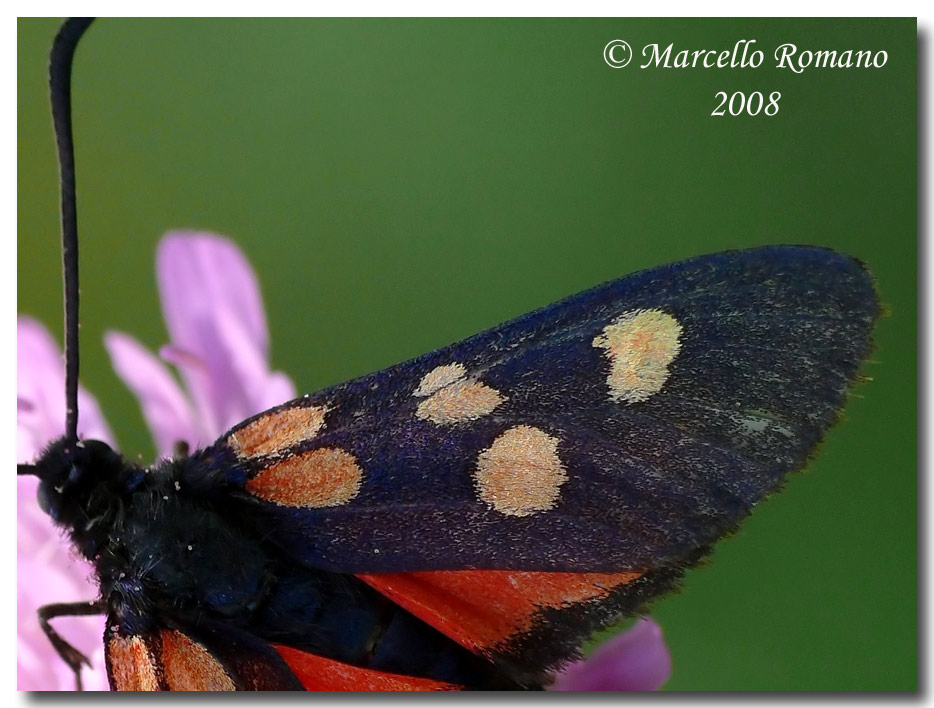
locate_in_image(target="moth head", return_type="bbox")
[20,437,129,525]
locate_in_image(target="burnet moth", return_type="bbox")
[19,18,880,691]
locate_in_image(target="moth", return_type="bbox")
[19,19,880,691]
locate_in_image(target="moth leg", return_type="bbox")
[37,600,105,691]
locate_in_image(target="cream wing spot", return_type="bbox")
[414,363,467,397]
[592,309,682,403]
[245,447,363,508]
[474,425,567,517]
[413,362,505,425]
[416,380,505,425]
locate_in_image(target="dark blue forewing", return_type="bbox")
[200,246,878,574]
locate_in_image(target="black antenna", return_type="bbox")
[49,18,94,445]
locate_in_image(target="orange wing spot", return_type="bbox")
[416,380,505,425]
[358,570,644,653]
[108,635,161,691]
[592,309,682,403]
[474,426,567,516]
[228,405,327,459]
[246,447,363,508]
[273,645,461,691]
[159,629,236,691]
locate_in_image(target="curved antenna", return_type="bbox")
[49,18,94,444]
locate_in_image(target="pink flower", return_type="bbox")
[18,232,671,691]
[17,232,296,690]
[17,318,114,691]
[551,617,672,691]
[106,233,296,458]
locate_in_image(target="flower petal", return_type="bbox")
[212,306,297,429]
[551,618,672,691]
[17,558,108,691]
[104,330,199,458]
[17,317,113,690]
[17,316,114,461]
[259,371,298,412]
[158,231,269,357]
[155,232,292,437]
[18,501,108,692]
[17,477,59,559]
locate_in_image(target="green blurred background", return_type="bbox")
[17,19,915,690]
